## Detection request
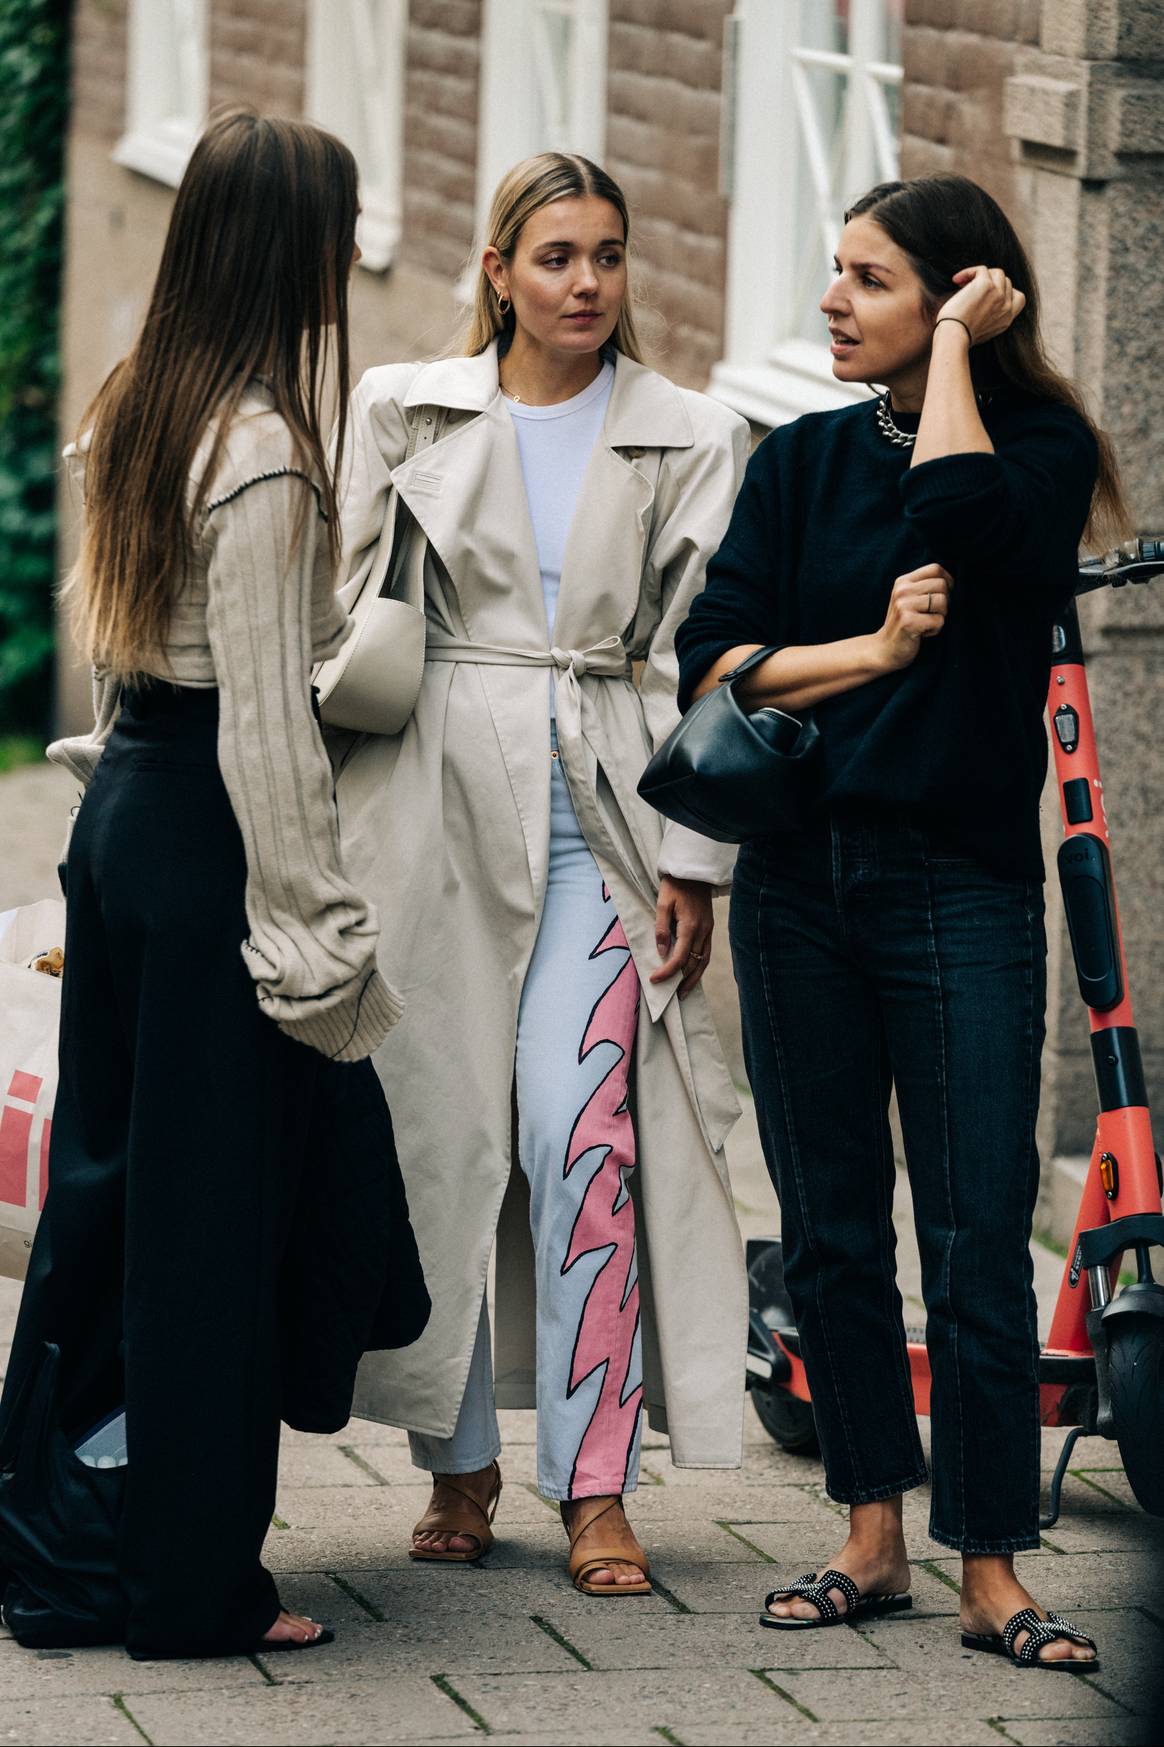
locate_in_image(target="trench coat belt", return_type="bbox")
[423,632,631,682]
[423,627,676,1024]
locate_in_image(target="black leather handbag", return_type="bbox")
[638,646,821,844]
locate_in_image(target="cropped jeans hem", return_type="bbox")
[408,1441,502,1478]
[928,1525,1042,1555]
[826,1469,928,1508]
[539,1479,640,1504]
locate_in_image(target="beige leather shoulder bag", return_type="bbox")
[314,404,447,736]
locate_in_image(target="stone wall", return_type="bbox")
[210,1,306,114]
[605,0,732,385]
[902,0,1041,213]
[401,0,481,283]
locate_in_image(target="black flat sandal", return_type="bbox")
[760,1567,912,1631]
[128,1624,335,1661]
[961,1606,1098,1672]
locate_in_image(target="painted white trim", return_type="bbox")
[714,0,901,429]
[113,0,208,190]
[470,0,609,285]
[709,340,873,429]
[305,0,407,273]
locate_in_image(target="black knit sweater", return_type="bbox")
[675,392,1098,878]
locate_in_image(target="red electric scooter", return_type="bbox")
[746,538,1164,1527]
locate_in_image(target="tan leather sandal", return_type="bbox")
[409,1462,502,1563]
[562,1497,652,1596]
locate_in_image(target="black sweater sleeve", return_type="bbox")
[675,436,784,712]
[899,405,1098,577]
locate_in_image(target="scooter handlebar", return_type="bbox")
[1076,537,1164,595]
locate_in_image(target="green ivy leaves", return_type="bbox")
[0,0,68,733]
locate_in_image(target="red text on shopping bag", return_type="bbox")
[0,1070,51,1211]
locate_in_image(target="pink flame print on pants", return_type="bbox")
[562,895,642,1496]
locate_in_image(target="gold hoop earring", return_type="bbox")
[496,292,511,316]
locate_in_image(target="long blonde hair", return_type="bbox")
[67,108,359,681]
[465,152,644,362]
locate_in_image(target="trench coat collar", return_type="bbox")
[402,340,695,451]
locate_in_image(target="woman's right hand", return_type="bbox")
[875,563,953,671]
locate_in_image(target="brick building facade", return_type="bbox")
[57,0,1164,1226]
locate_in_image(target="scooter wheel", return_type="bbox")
[750,1379,819,1455]
[1107,1316,1164,1516]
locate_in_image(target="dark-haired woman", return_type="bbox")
[0,110,427,1659]
[677,175,1126,1668]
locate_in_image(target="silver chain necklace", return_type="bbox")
[875,393,916,448]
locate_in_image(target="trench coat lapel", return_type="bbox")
[392,352,544,646]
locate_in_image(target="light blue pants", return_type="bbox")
[410,746,644,1500]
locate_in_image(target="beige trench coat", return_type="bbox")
[333,342,751,1467]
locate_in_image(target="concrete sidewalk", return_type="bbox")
[1,761,1161,1746]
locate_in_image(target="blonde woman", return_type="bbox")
[333,153,749,1594]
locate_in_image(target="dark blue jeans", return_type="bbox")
[730,818,1046,1553]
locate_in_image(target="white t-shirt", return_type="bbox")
[506,360,615,652]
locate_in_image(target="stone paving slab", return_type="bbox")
[0,1638,267,1701]
[121,1677,478,1746]
[534,1604,889,1672]
[330,1563,682,1621]
[0,1696,143,1747]
[431,1666,800,1739]
[762,1660,1128,1726]
[1001,1722,1144,1746]
[252,1615,580,1680]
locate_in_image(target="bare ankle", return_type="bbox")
[846,1497,906,1553]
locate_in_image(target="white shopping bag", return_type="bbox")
[0,899,65,1280]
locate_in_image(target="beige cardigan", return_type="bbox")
[49,381,400,1062]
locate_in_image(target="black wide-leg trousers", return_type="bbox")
[1,686,361,1656]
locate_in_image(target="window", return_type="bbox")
[114,0,209,187]
[305,0,407,272]
[475,0,608,245]
[712,0,904,428]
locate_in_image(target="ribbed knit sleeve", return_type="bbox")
[203,470,403,1061]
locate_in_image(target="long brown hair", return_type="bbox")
[69,108,359,681]
[846,175,1130,551]
[465,152,644,362]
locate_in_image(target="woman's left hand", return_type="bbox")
[938,265,1026,345]
[650,876,715,997]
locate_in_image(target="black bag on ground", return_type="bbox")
[638,645,822,844]
[0,1342,127,1648]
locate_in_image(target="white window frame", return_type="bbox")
[711,1,903,428]
[305,0,407,273]
[473,0,608,260]
[113,0,209,188]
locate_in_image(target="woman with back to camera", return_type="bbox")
[330,152,750,1595]
[0,109,427,1659]
[677,175,1127,1667]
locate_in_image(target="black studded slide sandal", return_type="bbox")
[760,1567,912,1631]
[961,1606,1099,1671]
